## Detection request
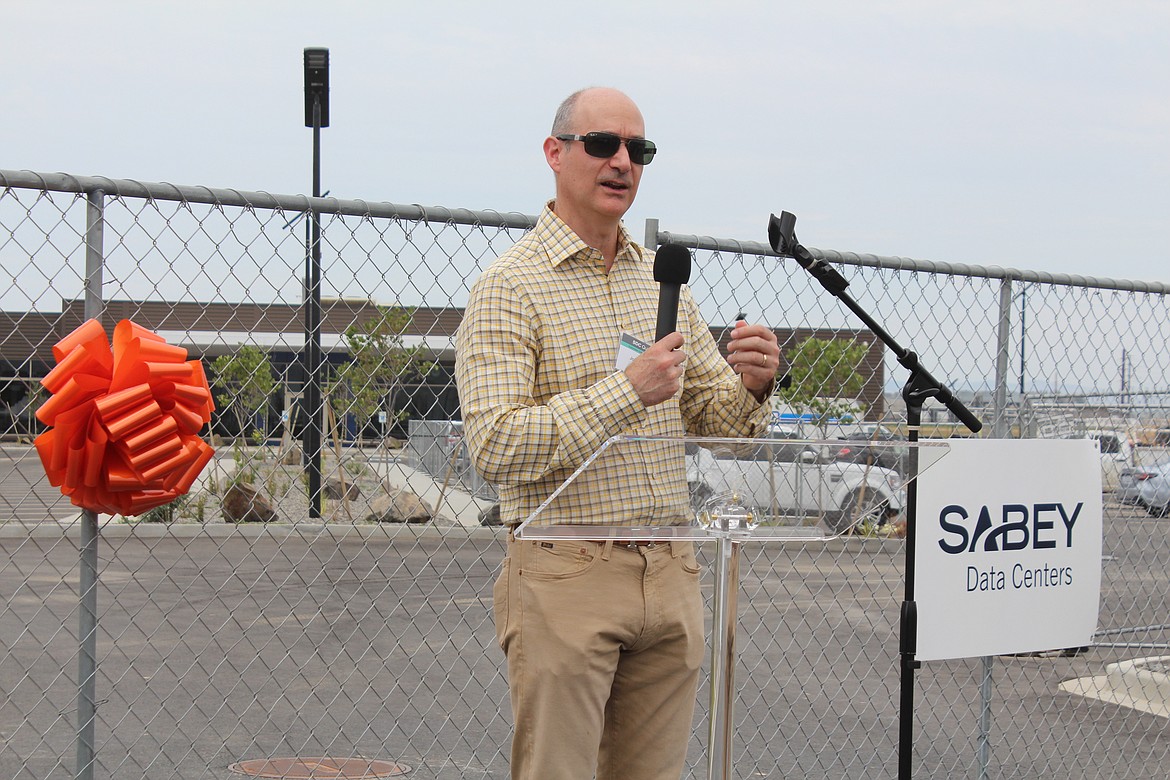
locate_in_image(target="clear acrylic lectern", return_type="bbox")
[514,433,949,780]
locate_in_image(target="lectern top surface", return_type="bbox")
[513,434,948,542]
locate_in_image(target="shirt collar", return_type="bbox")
[536,200,643,269]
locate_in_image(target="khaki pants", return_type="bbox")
[495,536,705,780]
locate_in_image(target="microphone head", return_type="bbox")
[653,243,692,285]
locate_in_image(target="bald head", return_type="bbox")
[551,87,643,137]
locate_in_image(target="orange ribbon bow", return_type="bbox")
[34,319,216,516]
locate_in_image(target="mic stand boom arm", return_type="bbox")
[767,211,981,780]
[768,212,981,433]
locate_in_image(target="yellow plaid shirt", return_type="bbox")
[455,202,770,527]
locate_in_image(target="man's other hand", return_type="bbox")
[727,321,779,401]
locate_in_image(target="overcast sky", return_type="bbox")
[5,0,1168,282]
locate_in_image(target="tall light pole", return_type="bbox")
[303,47,328,518]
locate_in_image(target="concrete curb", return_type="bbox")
[1060,656,1170,719]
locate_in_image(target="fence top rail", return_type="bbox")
[3,168,1166,294]
[0,168,538,232]
[658,232,1170,294]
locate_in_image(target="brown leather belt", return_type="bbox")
[582,539,660,549]
[506,529,662,549]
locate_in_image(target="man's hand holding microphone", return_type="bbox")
[627,244,778,407]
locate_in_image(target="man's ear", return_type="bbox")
[543,136,563,173]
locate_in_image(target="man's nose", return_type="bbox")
[608,142,632,171]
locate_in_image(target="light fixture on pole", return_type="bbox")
[303,46,328,518]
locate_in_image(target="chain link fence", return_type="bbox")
[1,169,1168,779]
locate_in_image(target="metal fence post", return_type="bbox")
[76,189,106,780]
[644,217,660,250]
[992,277,1014,440]
[978,276,1014,780]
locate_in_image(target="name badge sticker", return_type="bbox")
[615,332,649,371]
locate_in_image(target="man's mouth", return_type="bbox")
[600,180,630,191]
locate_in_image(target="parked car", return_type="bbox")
[1116,465,1151,506]
[1136,462,1170,516]
[686,438,904,534]
[831,428,908,473]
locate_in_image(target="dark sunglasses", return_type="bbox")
[555,132,657,165]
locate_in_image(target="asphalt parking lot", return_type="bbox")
[0,443,78,524]
[2,443,1168,779]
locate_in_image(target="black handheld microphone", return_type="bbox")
[653,243,692,341]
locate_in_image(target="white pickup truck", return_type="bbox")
[686,438,904,534]
[1086,430,1134,492]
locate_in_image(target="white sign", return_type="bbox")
[915,439,1102,661]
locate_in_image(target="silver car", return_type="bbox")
[1116,465,1149,506]
[1136,462,1170,516]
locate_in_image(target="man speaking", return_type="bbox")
[455,86,779,780]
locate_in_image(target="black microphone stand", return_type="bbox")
[767,212,982,780]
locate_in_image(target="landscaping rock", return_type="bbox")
[325,477,361,501]
[222,483,278,523]
[365,488,432,523]
[478,503,502,526]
